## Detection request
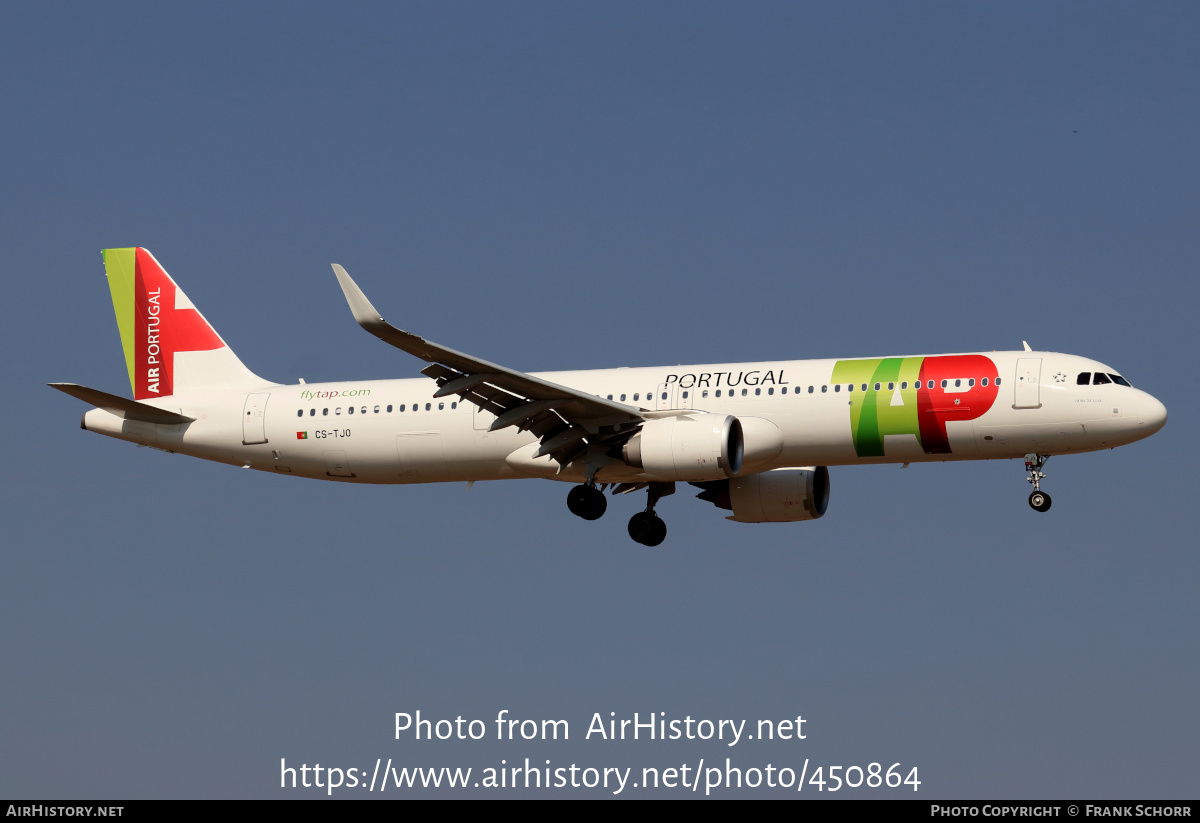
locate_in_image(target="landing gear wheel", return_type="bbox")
[628,511,667,546]
[645,516,667,547]
[1023,454,1051,513]
[567,485,607,521]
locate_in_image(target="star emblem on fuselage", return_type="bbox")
[1053,372,1067,383]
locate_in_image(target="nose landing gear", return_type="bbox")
[1024,453,1052,512]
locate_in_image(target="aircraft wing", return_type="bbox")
[332,264,645,465]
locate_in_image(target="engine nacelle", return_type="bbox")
[623,414,743,482]
[695,467,830,523]
[737,416,785,468]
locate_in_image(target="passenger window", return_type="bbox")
[425,403,431,410]
[874,382,881,391]
[835,384,842,393]
[887,382,894,390]
[607,395,613,400]
[1093,373,1111,385]
[348,407,354,414]
[310,409,315,416]
[661,392,667,400]
[451,402,457,409]
[941,380,948,388]
[848,384,855,392]
[755,388,761,396]
[741,388,748,396]
[323,408,329,416]
[296,409,302,417]
[821,385,828,393]
[387,405,393,412]
[620,394,626,401]
[981,378,988,387]
[901,382,907,390]
[438,402,445,410]
[715,390,722,397]
[702,390,708,398]
[374,405,380,413]
[335,408,341,415]
[682,391,689,399]
[995,378,1002,385]
[399,404,405,412]
[768,387,774,395]
[1077,373,1091,385]
[633,393,639,401]
[361,406,366,414]
[954,379,961,388]
[968,379,974,387]
[808,386,814,393]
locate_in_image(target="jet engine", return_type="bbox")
[622,414,743,482]
[693,466,830,523]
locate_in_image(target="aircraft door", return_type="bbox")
[1013,359,1042,409]
[396,433,447,480]
[242,392,270,444]
[324,450,355,477]
[655,382,691,410]
[473,403,496,431]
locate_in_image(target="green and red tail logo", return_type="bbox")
[102,248,224,400]
[832,355,1000,456]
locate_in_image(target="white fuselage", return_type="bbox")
[81,350,1167,485]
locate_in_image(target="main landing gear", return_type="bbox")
[566,483,607,521]
[1024,453,1052,512]
[628,482,672,547]
[566,481,673,546]
[628,511,667,547]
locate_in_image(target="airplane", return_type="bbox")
[51,247,1168,546]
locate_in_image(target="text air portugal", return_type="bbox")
[132,248,222,399]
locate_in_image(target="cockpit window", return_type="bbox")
[1092,373,1111,385]
[1077,372,1091,385]
[1109,374,1131,387]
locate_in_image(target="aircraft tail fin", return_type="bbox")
[101,248,268,399]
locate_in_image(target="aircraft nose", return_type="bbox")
[1138,393,1168,435]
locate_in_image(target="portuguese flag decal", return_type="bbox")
[296,432,308,440]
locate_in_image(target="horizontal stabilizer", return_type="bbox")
[48,383,194,425]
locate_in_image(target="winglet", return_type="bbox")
[1022,340,1032,352]
[332,264,386,328]
[330,263,444,361]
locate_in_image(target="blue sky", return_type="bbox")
[2,2,1197,798]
